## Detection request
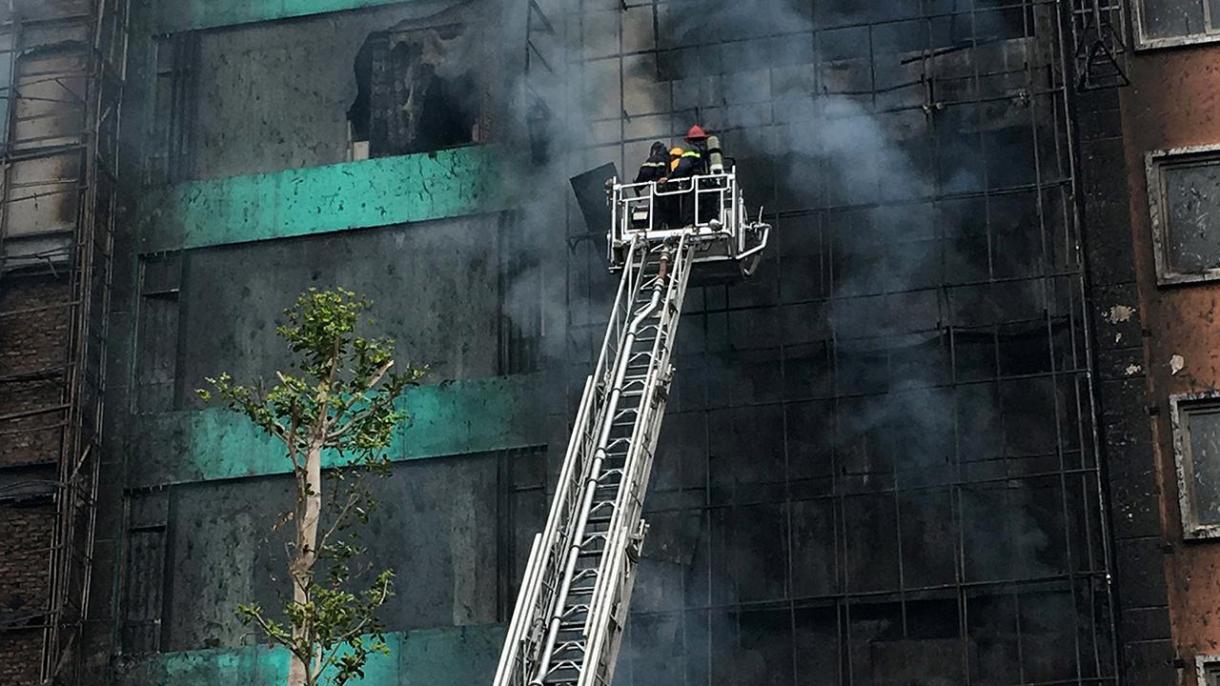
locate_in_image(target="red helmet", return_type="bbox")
[685,124,709,141]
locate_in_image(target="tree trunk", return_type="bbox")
[289,440,324,686]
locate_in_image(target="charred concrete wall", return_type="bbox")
[92,0,544,683]
[1074,77,1177,683]
[148,1,496,183]
[1076,26,1220,683]
[161,215,508,410]
[554,2,1118,684]
[142,449,542,652]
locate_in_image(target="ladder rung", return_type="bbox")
[571,564,599,577]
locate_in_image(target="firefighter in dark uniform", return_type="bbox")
[634,141,673,228]
[634,141,669,186]
[672,125,712,226]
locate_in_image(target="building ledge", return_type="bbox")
[156,0,419,34]
[117,624,506,685]
[140,145,505,254]
[129,374,545,487]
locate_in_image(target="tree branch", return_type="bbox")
[285,395,303,472]
[243,609,291,650]
[328,360,395,440]
[334,580,392,644]
[317,489,362,555]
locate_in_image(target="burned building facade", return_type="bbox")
[1075,1,1220,683]
[0,0,1215,684]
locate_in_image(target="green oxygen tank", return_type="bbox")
[707,134,724,174]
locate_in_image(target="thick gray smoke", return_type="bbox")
[475,0,1075,680]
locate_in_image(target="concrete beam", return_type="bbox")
[118,625,506,684]
[140,146,503,254]
[156,0,414,33]
[130,375,544,487]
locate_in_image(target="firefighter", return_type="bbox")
[634,141,669,187]
[655,147,690,229]
[673,125,710,177]
[632,141,672,228]
[672,125,712,225]
[669,146,685,173]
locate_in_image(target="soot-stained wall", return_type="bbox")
[544,2,1119,684]
[168,0,475,180]
[151,449,544,651]
[94,0,1135,684]
[95,0,545,681]
[167,213,505,409]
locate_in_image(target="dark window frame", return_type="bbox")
[1170,392,1220,540]
[1131,0,1220,50]
[1146,145,1220,285]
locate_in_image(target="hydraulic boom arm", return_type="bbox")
[495,170,768,686]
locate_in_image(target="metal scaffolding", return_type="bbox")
[1069,0,1128,90]
[0,0,128,683]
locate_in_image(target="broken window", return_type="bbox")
[1133,0,1220,48]
[348,23,487,159]
[1171,394,1220,539]
[146,6,485,181]
[1147,146,1220,285]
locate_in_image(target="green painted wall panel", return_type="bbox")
[122,644,288,685]
[120,625,505,685]
[157,0,412,33]
[141,146,504,253]
[397,625,506,684]
[130,375,544,487]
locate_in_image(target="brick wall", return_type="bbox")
[0,274,71,685]
[0,503,55,686]
[0,276,70,467]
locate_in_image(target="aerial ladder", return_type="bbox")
[494,145,770,686]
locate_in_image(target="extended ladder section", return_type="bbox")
[495,171,769,686]
[496,237,693,686]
